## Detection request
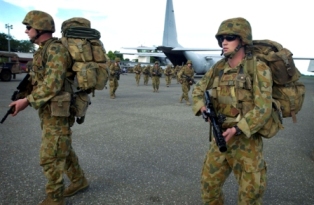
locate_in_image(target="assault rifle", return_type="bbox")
[114,70,121,80]
[1,74,31,124]
[152,70,162,77]
[201,90,227,152]
[182,75,196,85]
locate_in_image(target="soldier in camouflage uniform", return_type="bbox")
[142,65,150,85]
[109,57,121,99]
[10,10,88,205]
[192,17,271,204]
[164,64,173,87]
[133,63,142,86]
[175,65,181,84]
[178,60,195,105]
[150,61,162,92]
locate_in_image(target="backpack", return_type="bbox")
[60,17,108,96]
[248,40,305,123]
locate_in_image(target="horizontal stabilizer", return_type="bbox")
[171,47,221,52]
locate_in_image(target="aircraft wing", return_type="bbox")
[122,46,157,50]
[119,52,166,57]
[171,47,221,52]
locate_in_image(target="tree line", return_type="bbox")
[0,32,124,61]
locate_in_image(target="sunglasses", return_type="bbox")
[218,35,238,43]
[26,25,32,30]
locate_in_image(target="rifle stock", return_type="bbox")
[202,90,227,152]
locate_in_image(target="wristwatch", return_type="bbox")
[234,126,242,136]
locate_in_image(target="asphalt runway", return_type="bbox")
[0,73,313,205]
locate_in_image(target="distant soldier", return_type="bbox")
[164,64,173,87]
[178,60,195,105]
[142,65,151,85]
[109,57,121,99]
[175,65,182,84]
[150,61,162,92]
[133,63,142,86]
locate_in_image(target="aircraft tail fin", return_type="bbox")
[308,60,314,72]
[162,0,179,47]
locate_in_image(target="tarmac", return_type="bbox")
[0,73,313,205]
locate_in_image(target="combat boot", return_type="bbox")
[63,177,89,197]
[186,101,191,106]
[38,194,65,205]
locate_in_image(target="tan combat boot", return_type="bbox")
[38,194,65,205]
[63,177,89,197]
[186,101,191,106]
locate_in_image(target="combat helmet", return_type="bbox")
[154,61,159,64]
[186,60,192,65]
[22,10,55,33]
[115,57,121,62]
[215,17,252,48]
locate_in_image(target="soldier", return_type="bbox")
[178,60,195,105]
[192,17,271,204]
[133,63,142,86]
[142,65,151,85]
[150,61,162,92]
[10,10,88,205]
[109,57,121,99]
[164,64,173,87]
[175,65,182,84]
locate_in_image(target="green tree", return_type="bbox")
[0,32,35,52]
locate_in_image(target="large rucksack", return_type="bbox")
[248,40,305,123]
[60,17,108,124]
[60,17,108,95]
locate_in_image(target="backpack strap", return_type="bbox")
[41,38,74,94]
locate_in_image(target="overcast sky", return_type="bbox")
[0,0,313,75]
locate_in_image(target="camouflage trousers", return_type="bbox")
[143,75,149,85]
[39,106,84,198]
[201,134,267,205]
[109,78,119,97]
[135,74,141,85]
[165,75,172,86]
[181,82,191,101]
[152,76,160,91]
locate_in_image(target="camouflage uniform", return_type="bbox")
[133,63,142,86]
[150,61,162,92]
[109,58,121,98]
[175,65,181,83]
[22,10,86,204]
[178,60,194,105]
[192,17,271,205]
[164,65,173,87]
[142,65,150,85]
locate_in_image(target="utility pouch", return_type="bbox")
[50,92,71,117]
[74,92,90,117]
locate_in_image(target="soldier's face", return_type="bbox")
[221,35,240,54]
[25,25,37,43]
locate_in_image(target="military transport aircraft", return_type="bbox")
[122,0,314,74]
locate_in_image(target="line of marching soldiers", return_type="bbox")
[126,60,195,105]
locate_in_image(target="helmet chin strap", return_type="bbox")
[223,44,242,59]
[30,30,48,43]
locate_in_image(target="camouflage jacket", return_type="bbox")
[178,65,194,81]
[142,66,150,75]
[134,65,142,74]
[27,38,72,110]
[164,67,173,76]
[192,58,272,138]
[150,66,162,77]
[109,63,121,79]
